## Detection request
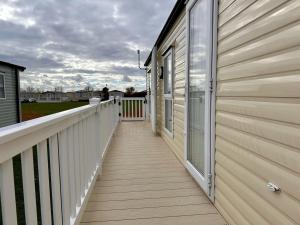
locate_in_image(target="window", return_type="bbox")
[164,51,172,96]
[0,74,5,99]
[163,49,173,134]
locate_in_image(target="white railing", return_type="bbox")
[0,98,120,225]
[121,97,146,121]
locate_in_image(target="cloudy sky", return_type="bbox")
[0,0,176,92]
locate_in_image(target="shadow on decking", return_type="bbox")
[80,122,225,225]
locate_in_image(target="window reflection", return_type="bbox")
[187,0,210,176]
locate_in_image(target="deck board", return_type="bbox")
[80,122,226,225]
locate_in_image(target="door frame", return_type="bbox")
[184,0,218,202]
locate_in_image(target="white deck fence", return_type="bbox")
[0,98,120,225]
[120,97,146,121]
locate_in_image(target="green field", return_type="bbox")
[22,101,88,121]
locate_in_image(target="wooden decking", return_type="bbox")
[80,122,226,225]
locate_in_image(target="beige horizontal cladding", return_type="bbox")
[218,0,300,54]
[217,123,300,174]
[218,47,300,81]
[218,0,289,41]
[217,98,300,125]
[218,0,256,27]
[217,71,300,97]
[218,21,300,67]
[215,0,300,225]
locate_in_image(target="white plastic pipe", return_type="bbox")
[151,46,157,135]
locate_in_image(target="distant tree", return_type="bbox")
[84,85,94,97]
[26,87,35,93]
[102,86,109,101]
[84,85,94,92]
[54,86,63,92]
[35,88,43,93]
[25,87,36,98]
[126,87,135,95]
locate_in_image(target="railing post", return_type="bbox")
[114,97,123,123]
[89,97,101,166]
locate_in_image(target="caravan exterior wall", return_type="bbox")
[0,64,20,127]
[215,0,300,224]
[147,0,300,224]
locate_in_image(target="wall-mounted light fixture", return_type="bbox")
[159,66,164,80]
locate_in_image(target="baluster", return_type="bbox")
[86,117,92,183]
[79,121,85,198]
[106,105,109,141]
[58,129,70,225]
[110,104,113,135]
[91,115,95,174]
[137,100,140,118]
[142,99,145,119]
[49,135,63,225]
[130,100,133,119]
[125,100,127,118]
[83,118,89,189]
[21,148,38,225]
[37,140,52,225]
[67,126,76,218]
[0,159,18,225]
[98,105,103,161]
[94,113,98,169]
[73,123,81,207]
[128,100,130,118]
[142,99,144,118]
[95,112,100,167]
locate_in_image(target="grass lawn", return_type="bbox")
[22,101,88,121]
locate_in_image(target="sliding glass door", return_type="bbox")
[186,0,213,195]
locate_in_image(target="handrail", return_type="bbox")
[0,100,115,163]
[120,97,145,100]
[0,99,112,143]
[0,98,120,225]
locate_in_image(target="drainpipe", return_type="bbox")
[151,46,157,135]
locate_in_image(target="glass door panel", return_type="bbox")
[187,0,211,184]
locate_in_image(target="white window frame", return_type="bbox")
[163,48,174,137]
[0,73,6,99]
[184,0,218,202]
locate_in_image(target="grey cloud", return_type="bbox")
[1,0,176,91]
[0,53,65,71]
[69,75,85,82]
[122,75,132,82]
